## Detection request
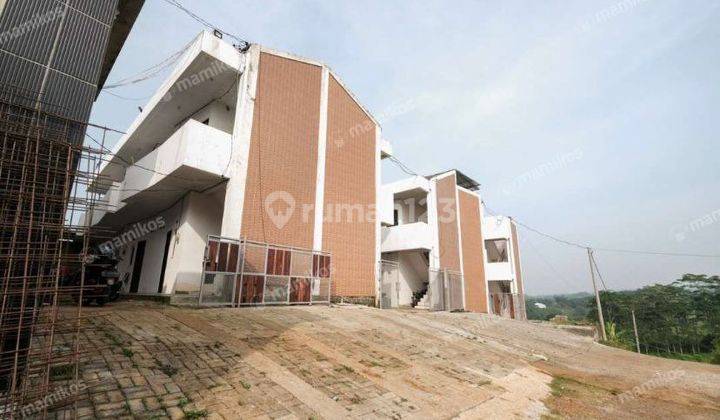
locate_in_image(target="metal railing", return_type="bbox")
[377,262,464,312]
[198,236,332,307]
[428,269,464,311]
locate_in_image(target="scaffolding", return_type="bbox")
[0,85,116,418]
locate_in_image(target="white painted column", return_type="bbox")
[453,175,467,309]
[220,45,260,238]
[426,179,441,271]
[478,198,493,312]
[374,125,383,303]
[312,67,329,251]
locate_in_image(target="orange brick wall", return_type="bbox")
[241,52,321,249]
[458,190,488,313]
[511,222,525,298]
[435,174,461,272]
[323,75,376,298]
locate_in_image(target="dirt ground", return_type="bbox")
[49,301,720,419]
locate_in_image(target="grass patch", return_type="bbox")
[178,397,191,409]
[240,380,251,390]
[334,365,354,374]
[122,347,134,358]
[184,409,208,419]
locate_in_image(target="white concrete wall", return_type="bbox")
[482,215,516,283]
[121,119,231,201]
[190,101,235,134]
[114,201,183,295]
[164,187,225,294]
[114,185,225,295]
[383,251,428,306]
[381,222,433,253]
[396,252,428,306]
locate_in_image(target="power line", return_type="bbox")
[160,0,250,50]
[100,90,153,101]
[103,43,189,90]
[512,218,720,258]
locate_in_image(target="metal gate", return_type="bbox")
[378,260,400,309]
[198,236,332,306]
[428,269,464,311]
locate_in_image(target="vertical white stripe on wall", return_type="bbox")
[374,125,382,303]
[454,174,467,309]
[220,45,259,238]
[313,66,329,251]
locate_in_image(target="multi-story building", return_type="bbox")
[89,31,392,305]
[88,30,526,317]
[482,214,526,319]
[379,170,526,319]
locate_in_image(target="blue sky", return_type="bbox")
[90,0,720,295]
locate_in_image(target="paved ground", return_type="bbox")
[48,301,720,419]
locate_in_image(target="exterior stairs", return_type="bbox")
[414,291,430,310]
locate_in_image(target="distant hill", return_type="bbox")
[525,292,593,322]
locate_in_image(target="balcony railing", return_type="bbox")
[121,119,231,201]
[381,222,433,252]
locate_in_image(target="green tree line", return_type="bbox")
[527,274,720,364]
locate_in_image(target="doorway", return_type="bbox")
[130,240,146,293]
[157,231,172,293]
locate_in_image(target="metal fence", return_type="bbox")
[378,260,400,309]
[427,269,464,311]
[489,293,526,320]
[377,264,464,312]
[198,236,332,307]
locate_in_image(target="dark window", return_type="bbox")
[485,239,509,263]
[202,118,210,125]
[393,209,399,226]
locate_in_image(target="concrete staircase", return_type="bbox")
[414,290,430,310]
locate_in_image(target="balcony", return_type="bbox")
[121,119,231,202]
[381,222,433,253]
[91,119,231,227]
[485,261,513,281]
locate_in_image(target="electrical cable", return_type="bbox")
[160,0,250,50]
[103,43,189,90]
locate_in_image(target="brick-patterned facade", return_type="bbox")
[510,222,525,302]
[435,174,461,272]
[241,52,322,249]
[458,190,488,313]
[323,75,377,298]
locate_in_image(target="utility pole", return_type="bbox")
[631,309,641,353]
[587,248,607,341]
